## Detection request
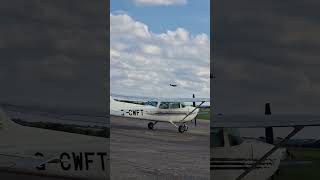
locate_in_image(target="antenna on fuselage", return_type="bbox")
[265,103,274,144]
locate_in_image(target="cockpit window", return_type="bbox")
[159,102,169,109]
[169,102,180,109]
[211,128,224,147]
[159,102,181,109]
[226,128,243,146]
[146,101,158,107]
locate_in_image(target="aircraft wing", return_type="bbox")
[0,152,60,169]
[0,103,108,126]
[212,114,320,128]
[1,103,107,118]
[0,107,108,180]
[111,93,210,102]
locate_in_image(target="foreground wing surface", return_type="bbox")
[111,94,210,102]
[213,114,320,128]
[0,103,108,127]
[0,106,108,179]
[1,103,108,120]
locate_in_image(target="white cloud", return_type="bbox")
[110,13,209,98]
[133,0,187,6]
[142,44,162,55]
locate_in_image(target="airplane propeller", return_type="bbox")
[265,103,274,144]
[193,94,197,126]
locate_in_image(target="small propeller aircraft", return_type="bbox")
[0,104,108,180]
[211,103,320,180]
[110,94,210,133]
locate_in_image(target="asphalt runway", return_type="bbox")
[110,116,210,180]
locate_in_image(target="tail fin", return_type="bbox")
[265,103,271,115]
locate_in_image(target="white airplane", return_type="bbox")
[211,103,320,180]
[110,94,210,133]
[0,104,108,180]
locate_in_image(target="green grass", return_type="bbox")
[275,148,320,180]
[288,148,320,160]
[197,108,210,120]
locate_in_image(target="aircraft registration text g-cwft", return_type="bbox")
[121,109,144,116]
[35,152,107,171]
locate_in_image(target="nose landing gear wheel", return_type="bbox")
[148,122,154,130]
[178,124,188,133]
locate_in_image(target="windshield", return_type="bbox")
[169,102,180,109]
[211,128,224,147]
[146,101,158,107]
[159,102,169,109]
[159,102,181,109]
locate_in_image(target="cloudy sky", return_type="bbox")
[110,0,210,98]
[212,0,320,139]
[213,0,320,115]
[0,0,108,112]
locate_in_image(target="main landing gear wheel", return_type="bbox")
[148,122,154,130]
[178,124,188,133]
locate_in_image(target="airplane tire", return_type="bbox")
[178,125,185,133]
[148,122,154,130]
[184,125,188,131]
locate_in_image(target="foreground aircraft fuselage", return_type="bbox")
[211,102,320,180]
[211,128,282,180]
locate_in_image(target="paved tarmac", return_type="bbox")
[110,116,210,180]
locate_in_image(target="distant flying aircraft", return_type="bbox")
[211,103,320,180]
[110,94,210,133]
[169,84,177,87]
